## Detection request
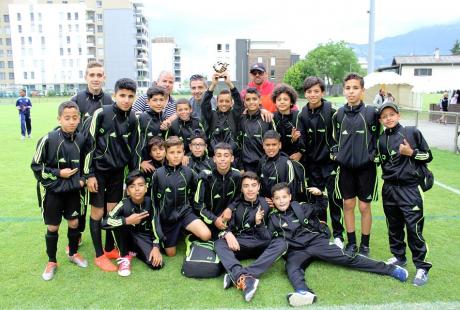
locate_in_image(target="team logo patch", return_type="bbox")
[371,125,377,132]
[213,194,221,199]
[342,130,348,135]
[99,128,104,134]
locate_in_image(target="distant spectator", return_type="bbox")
[384,92,395,104]
[373,89,385,107]
[439,92,449,124]
[16,88,32,140]
[450,91,459,105]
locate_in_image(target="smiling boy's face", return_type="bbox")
[273,188,291,212]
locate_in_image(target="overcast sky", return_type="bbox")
[143,0,460,79]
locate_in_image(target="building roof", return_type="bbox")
[392,55,460,65]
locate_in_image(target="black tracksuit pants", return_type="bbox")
[382,183,432,272]
[77,188,87,233]
[285,234,396,292]
[113,227,162,270]
[307,164,344,240]
[215,235,287,282]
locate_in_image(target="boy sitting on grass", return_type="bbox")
[268,183,409,307]
[31,101,89,280]
[102,170,163,277]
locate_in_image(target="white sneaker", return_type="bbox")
[68,253,88,268]
[287,291,317,307]
[413,268,428,286]
[116,256,131,277]
[334,237,344,249]
[42,262,57,281]
[21,135,25,141]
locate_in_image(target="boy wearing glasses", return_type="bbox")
[187,129,215,173]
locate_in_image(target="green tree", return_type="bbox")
[284,41,365,93]
[451,40,460,55]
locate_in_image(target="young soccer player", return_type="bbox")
[84,78,141,271]
[138,86,168,174]
[31,101,89,280]
[101,170,163,277]
[240,88,274,172]
[298,76,345,248]
[331,73,380,257]
[187,129,215,174]
[378,102,433,286]
[201,71,243,157]
[257,130,307,207]
[150,136,211,257]
[268,183,409,307]
[272,84,303,161]
[143,136,166,195]
[214,172,287,302]
[194,142,241,237]
[16,88,32,140]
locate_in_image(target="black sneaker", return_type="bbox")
[386,256,407,267]
[237,275,259,302]
[358,245,370,257]
[344,243,358,256]
[223,273,233,289]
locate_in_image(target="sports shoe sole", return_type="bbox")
[244,279,259,302]
[288,292,317,307]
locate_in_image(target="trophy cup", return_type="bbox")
[213,61,229,74]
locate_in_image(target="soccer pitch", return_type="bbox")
[0,98,459,309]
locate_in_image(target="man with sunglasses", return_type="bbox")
[241,63,276,113]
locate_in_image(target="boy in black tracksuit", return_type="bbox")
[331,73,380,257]
[257,130,307,206]
[201,71,243,158]
[31,101,89,280]
[102,171,163,277]
[194,142,241,238]
[186,129,215,174]
[271,84,304,161]
[378,102,433,287]
[150,136,211,257]
[166,98,202,154]
[138,86,168,174]
[240,88,275,172]
[268,183,409,307]
[298,76,344,247]
[214,172,287,302]
[84,78,141,272]
[143,136,165,196]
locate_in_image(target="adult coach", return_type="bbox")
[241,63,276,112]
[132,71,177,129]
[189,74,216,120]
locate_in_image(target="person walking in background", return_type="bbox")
[384,92,396,104]
[373,89,385,107]
[16,88,32,140]
[438,92,449,124]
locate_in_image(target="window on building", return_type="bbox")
[0,72,5,80]
[7,49,12,56]
[60,48,64,56]
[257,57,263,63]
[0,38,2,45]
[0,61,4,68]
[6,38,11,46]
[62,0,68,3]
[96,1,102,8]
[270,57,276,66]
[17,13,21,21]
[97,48,103,56]
[21,37,25,45]
[97,13,103,21]
[62,59,66,66]
[0,50,4,57]
[38,13,42,21]
[68,24,72,32]
[20,60,25,67]
[3,15,9,23]
[9,72,14,80]
[78,47,82,55]
[270,69,275,79]
[23,72,27,79]
[59,24,63,32]
[414,68,432,76]
[69,59,73,67]
[97,25,103,32]
[30,12,34,22]
[97,37,103,45]
[225,44,230,52]
[217,44,222,52]
[67,48,71,55]
[67,12,71,20]
[18,25,22,33]
[38,24,43,32]
[75,24,79,31]
[5,26,10,35]
[79,70,83,78]
[31,72,35,79]
[47,0,53,3]
[41,37,45,45]
[67,36,70,44]
[8,61,13,68]
[27,37,32,44]
[74,12,78,20]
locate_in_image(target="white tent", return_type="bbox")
[364,72,420,109]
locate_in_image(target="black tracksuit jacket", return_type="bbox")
[167,117,202,153]
[71,88,113,132]
[194,168,242,225]
[187,153,215,174]
[273,111,304,156]
[31,129,87,193]
[332,103,380,169]
[150,164,197,225]
[201,87,244,155]
[137,110,166,160]
[83,103,141,178]
[101,196,163,247]
[378,124,432,186]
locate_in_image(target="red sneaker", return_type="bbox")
[104,248,120,259]
[42,262,57,281]
[94,255,117,272]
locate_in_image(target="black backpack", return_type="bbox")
[181,236,223,278]
[404,127,434,192]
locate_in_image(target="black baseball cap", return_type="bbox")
[379,102,399,114]
[190,129,207,142]
[250,63,266,73]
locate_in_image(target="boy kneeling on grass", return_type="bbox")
[101,170,163,277]
[268,182,409,307]
[378,102,433,286]
[31,101,89,280]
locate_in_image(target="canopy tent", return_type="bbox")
[363,72,420,109]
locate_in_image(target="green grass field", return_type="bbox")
[0,98,459,309]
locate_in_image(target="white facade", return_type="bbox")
[400,64,460,92]
[211,40,236,80]
[9,3,88,88]
[151,38,181,89]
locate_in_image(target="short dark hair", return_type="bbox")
[241,171,259,184]
[303,76,326,92]
[58,101,80,116]
[214,142,233,155]
[217,89,231,102]
[147,86,167,100]
[164,136,183,150]
[125,169,145,187]
[244,87,260,98]
[176,98,191,108]
[114,78,137,93]
[263,130,281,142]
[147,136,165,152]
[189,74,207,87]
[271,182,290,197]
[19,88,26,93]
[271,84,298,105]
[343,73,364,88]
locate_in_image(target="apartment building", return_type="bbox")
[151,37,181,89]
